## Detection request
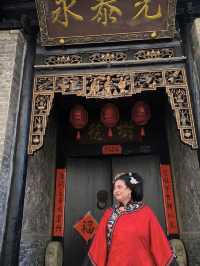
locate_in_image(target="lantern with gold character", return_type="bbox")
[131,101,151,137]
[69,104,88,140]
[101,103,119,138]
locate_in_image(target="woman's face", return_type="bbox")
[113,179,132,205]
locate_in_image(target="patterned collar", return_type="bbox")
[107,201,144,248]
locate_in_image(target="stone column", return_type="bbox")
[192,19,200,71]
[191,19,200,142]
[185,19,200,144]
[0,30,27,258]
[19,113,57,266]
[166,109,200,266]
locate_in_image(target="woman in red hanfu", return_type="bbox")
[88,172,177,266]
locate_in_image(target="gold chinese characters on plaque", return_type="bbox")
[36,0,177,46]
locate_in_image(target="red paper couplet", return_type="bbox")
[52,169,66,237]
[160,164,179,235]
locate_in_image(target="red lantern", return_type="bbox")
[101,103,119,137]
[69,105,88,140]
[131,101,151,137]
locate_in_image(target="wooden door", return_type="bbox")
[64,157,112,266]
[112,155,166,230]
[64,155,166,266]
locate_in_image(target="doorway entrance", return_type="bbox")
[64,154,165,266]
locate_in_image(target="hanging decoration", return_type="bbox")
[74,211,98,242]
[131,101,151,137]
[69,104,88,140]
[100,103,119,137]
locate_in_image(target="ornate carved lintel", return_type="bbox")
[28,68,198,154]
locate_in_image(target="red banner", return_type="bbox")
[160,164,179,235]
[52,169,66,237]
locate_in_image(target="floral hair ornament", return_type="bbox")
[128,172,139,185]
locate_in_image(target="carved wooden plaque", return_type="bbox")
[36,0,177,46]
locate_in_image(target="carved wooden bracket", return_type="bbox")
[28,67,198,154]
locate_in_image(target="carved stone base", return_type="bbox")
[45,241,63,266]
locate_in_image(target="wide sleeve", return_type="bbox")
[148,208,174,266]
[88,209,111,266]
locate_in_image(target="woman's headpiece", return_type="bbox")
[128,172,139,185]
[114,172,139,185]
[114,172,125,181]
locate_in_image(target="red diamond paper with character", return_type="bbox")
[74,212,98,241]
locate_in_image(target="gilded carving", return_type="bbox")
[28,68,198,154]
[40,48,176,66]
[166,76,198,149]
[89,52,127,63]
[134,71,163,92]
[34,95,53,114]
[167,88,189,108]
[28,91,54,154]
[44,55,81,65]
[30,135,42,147]
[165,69,185,85]
[55,76,84,94]
[179,109,191,127]
[86,74,132,98]
[183,128,194,140]
[35,77,54,92]
[32,116,46,134]
[133,48,174,60]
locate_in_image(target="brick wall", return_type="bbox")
[0,30,26,254]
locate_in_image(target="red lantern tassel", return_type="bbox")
[141,127,145,137]
[108,128,113,138]
[76,130,81,141]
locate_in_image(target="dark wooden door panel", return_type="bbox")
[64,158,111,266]
[112,155,166,231]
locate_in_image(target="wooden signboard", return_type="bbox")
[102,144,122,155]
[36,0,177,46]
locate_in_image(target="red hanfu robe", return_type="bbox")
[89,205,173,266]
